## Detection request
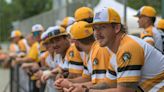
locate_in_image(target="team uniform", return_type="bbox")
[27,42,40,62]
[82,41,111,84]
[106,35,164,91]
[54,43,84,78]
[66,43,84,75]
[42,52,59,92]
[18,38,30,55]
[39,51,49,67]
[18,39,31,92]
[9,43,20,53]
[27,41,46,62]
[140,25,164,53]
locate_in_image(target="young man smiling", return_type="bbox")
[54,21,113,92]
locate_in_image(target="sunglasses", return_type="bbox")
[33,31,41,37]
[47,29,60,37]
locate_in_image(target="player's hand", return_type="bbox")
[33,70,43,80]
[64,84,85,92]
[54,78,64,90]
[60,79,72,88]
[41,70,52,83]
[63,87,74,92]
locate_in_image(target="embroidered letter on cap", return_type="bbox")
[95,12,101,19]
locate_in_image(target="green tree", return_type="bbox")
[11,0,52,20]
[0,0,52,42]
[117,0,161,15]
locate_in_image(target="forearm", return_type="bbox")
[22,57,35,63]
[89,88,118,92]
[67,73,82,79]
[89,85,136,92]
[78,81,93,88]
[68,76,91,83]
[90,82,116,90]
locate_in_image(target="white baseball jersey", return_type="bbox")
[106,35,164,91]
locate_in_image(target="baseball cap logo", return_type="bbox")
[35,26,39,30]
[95,12,101,19]
[85,30,90,34]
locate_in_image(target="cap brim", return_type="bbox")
[133,14,139,17]
[133,12,140,17]
[133,15,138,17]
[31,30,43,33]
[86,22,111,27]
[44,33,68,43]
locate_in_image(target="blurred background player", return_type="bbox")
[157,19,164,53]
[135,6,164,53]
[15,24,44,92]
[9,30,23,58]
[74,7,94,23]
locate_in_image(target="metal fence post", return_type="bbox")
[162,0,164,18]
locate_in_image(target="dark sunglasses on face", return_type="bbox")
[33,31,41,37]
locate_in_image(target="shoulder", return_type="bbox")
[117,35,144,65]
[66,44,82,61]
[145,26,153,33]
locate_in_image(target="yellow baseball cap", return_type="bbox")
[32,24,44,32]
[157,19,164,29]
[10,30,22,38]
[135,6,156,17]
[70,21,93,39]
[45,26,68,42]
[74,7,94,21]
[86,7,121,27]
[61,17,75,28]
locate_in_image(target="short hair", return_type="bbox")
[77,34,95,45]
[111,23,127,33]
[150,17,156,24]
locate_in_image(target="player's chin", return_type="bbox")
[98,39,106,47]
[54,48,62,54]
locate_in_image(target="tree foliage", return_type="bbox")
[0,0,52,41]
[117,0,161,15]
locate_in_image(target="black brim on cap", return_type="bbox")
[44,33,68,43]
[133,11,140,17]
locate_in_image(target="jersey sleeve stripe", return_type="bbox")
[69,68,83,74]
[92,74,106,79]
[141,35,153,39]
[117,70,141,78]
[117,76,140,83]
[140,72,164,91]
[92,70,106,74]
[108,69,117,76]
[117,65,142,72]
[106,71,117,80]
[69,61,83,66]
[82,74,91,79]
[69,64,84,70]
